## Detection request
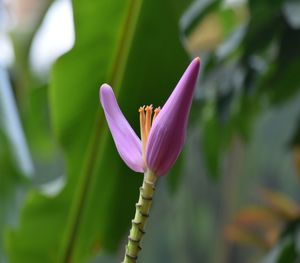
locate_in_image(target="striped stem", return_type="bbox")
[122,170,157,263]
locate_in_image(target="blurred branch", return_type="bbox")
[9,0,54,105]
[0,67,34,177]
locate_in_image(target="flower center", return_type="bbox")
[139,105,160,160]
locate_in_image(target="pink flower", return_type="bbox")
[100,58,200,176]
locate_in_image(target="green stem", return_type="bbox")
[122,170,157,263]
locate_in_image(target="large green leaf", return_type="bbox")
[0,131,27,263]
[6,0,192,262]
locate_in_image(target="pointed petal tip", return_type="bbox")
[191,57,201,71]
[145,58,201,177]
[194,56,201,63]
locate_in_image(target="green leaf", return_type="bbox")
[167,152,184,194]
[0,132,27,262]
[277,240,298,263]
[182,0,221,36]
[6,0,191,262]
[263,237,299,263]
[24,85,54,158]
[243,0,284,57]
[260,25,300,105]
[201,102,222,180]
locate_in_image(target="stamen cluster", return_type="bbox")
[138,105,160,160]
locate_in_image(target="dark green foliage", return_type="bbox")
[187,0,300,179]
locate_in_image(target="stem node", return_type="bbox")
[122,170,157,263]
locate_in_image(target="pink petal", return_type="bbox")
[146,58,201,176]
[99,84,144,173]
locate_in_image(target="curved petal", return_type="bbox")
[146,58,201,176]
[99,84,144,173]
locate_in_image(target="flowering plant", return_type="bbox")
[100,58,200,262]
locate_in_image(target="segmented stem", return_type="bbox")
[122,170,157,263]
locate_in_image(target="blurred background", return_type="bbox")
[1,0,300,262]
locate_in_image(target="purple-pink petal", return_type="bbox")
[99,84,144,173]
[146,58,201,176]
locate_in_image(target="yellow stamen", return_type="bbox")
[139,106,146,158]
[152,107,160,123]
[139,105,160,161]
[145,105,153,139]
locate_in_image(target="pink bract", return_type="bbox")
[99,58,200,176]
